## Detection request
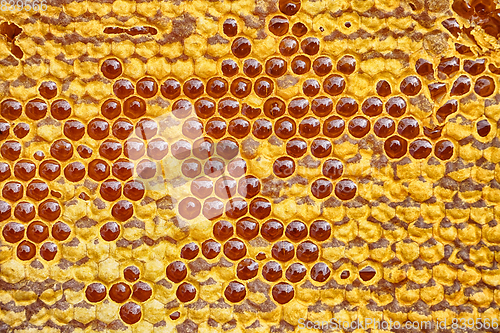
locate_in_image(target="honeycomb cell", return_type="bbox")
[336,97,358,117]
[269,16,289,36]
[213,220,234,241]
[228,158,247,177]
[296,241,319,262]
[254,77,274,98]
[113,79,134,99]
[120,302,142,324]
[224,281,246,303]
[178,197,201,220]
[428,82,447,101]
[171,140,191,160]
[86,283,107,303]
[223,18,238,37]
[249,197,271,219]
[88,118,110,141]
[477,119,491,137]
[124,266,140,282]
[435,140,454,160]
[310,262,331,282]
[112,118,134,140]
[323,116,345,138]
[263,261,283,281]
[33,151,45,161]
[261,219,284,242]
[194,98,216,119]
[423,124,443,139]
[181,159,202,178]
[99,140,122,160]
[136,77,158,98]
[285,221,307,242]
[100,221,120,241]
[25,99,47,120]
[384,135,407,159]
[2,222,24,243]
[204,158,226,178]
[39,81,58,99]
[376,80,391,97]
[313,57,332,76]
[287,98,308,118]
[236,175,259,198]
[135,119,158,140]
[474,76,495,97]
[237,258,259,280]
[123,180,144,201]
[265,57,287,78]
[63,120,85,141]
[161,79,181,99]
[385,96,407,117]
[442,18,461,36]
[181,242,199,260]
[464,59,486,76]
[286,263,306,283]
[132,281,152,302]
[397,117,420,139]
[335,179,357,200]
[340,270,350,279]
[322,159,343,180]
[310,220,331,241]
[228,118,250,139]
[1,99,22,120]
[273,157,295,178]
[436,99,458,123]
[202,239,221,259]
[88,159,110,181]
[110,283,132,303]
[298,117,319,138]
[291,22,307,36]
[203,198,224,220]
[291,55,311,75]
[362,97,383,117]
[286,138,307,158]
[243,59,262,78]
[218,98,240,118]
[123,96,146,119]
[279,0,301,15]
[101,58,122,79]
[221,59,239,77]
[112,159,134,180]
[311,178,333,199]
[0,140,20,161]
[224,238,247,260]
[172,99,193,119]
[241,104,261,119]
[360,266,376,281]
[170,312,180,320]
[236,217,259,240]
[323,74,345,96]
[337,55,356,75]
[400,76,422,96]
[3,181,23,201]
[272,282,294,304]
[272,241,294,261]
[135,159,157,179]
[183,79,204,99]
[214,176,236,199]
[40,242,57,261]
[100,179,122,201]
[205,118,227,139]
[297,82,318,101]
[14,202,35,222]
[409,139,432,159]
[17,240,35,261]
[373,117,395,138]
[415,58,433,76]
[450,75,471,96]
[64,162,86,182]
[301,37,319,55]
[275,117,296,139]
[13,123,29,138]
[438,56,460,77]
[50,100,71,120]
[311,138,332,158]
[231,37,252,58]
[0,163,10,182]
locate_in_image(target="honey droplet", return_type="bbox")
[409,139,432,159]
[27,221,48,242]
[310,262,331,282]
[13,122,29,138]
[101,58,122,79]
[237,258,259,280]
[285,263,307,283]
[384,135,408,159]
[373,117,395,138]
[50,100,71,120]
[38,199,61,221]
[25,99,47,120]
[262,261,283,282]
[183,79,204,99]
[223,18,238,37]
[124,266,140,282]
[113,79,134,99]
[3,181,23,201]
[202,239,221,259]
[181,242,199,260]
[228,117,250,139]
[279,0,301,16]
[477,119,491,137]
[272,282,294,304]
[310,220,331,241]
[348,117,370,138]
[450,75,471,96]
[17,240,35,261]
[291,55,311,75]
[279,36,299,56]
[86,283,107,303]
[438,56,460,77]
[296,241,319,263]
[176,283,197,303]
[236,217,259,240]
[415,58,433,76]
[2,222,24,243]
[385,96,407,117]
[442,18,461,37]
[109,282,132,303]
[225,198,248,219]
[313,57,332,76]
[323,74,345,96]
[272,241,294,261]
[341,270,350,279]
[428,82,447,101]
[39,81,58,99]
[100,221,120,241]
[243,59,262,78]
[40,242,57,261]
[178,197,201,220]
[120,302,142,324]
[436,99,458,123]
[1,99,22,120]
[218,98,240,118]
[268,15,289,36]
[464,59,486,76]
[400,76,422,96]
[359,266,376,281]
[231,37,252,58]
[302,79,320,97]
[337,55,356,74]
[474,76,495,97]
[254,78,274,98]
[123,96,146,119]
[323,116,345,138]
[52,221,71,241]
[261,219,284,242]
[161,79,181,99]
[322,159,343,180]
[285,221,307,242]
[224,238,247,260]
[291,22,307,36]
[274,117,296,139]
[376,80,391,97]
[221,59,239,77]
[435,140,454,160]
[286,138,307,158]
[301,37,319,55]
[311,178,333,199]
[335,179,357,200]
[170,312,180,320]
[204,158,226,178]
[265,57,287,78]
[132,281,152,302]
[362,97,383,117]
[273,157,295,178]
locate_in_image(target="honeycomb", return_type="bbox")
[1,0,500,331]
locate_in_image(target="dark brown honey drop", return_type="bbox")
[123,96,146,119]
[161,79,181,99]
[181,242,199,260]
[336,97,357,117]
[322,159,343,180]
[313,57,332,76]
[40,242,57,261]
[202,239,221,259]
[236,217,259,240]
[227,158,247,177]
[64,162,85,182]
[298,117,320,138]
[224,281,246,303]
[0,163,10,182]
[13,123,29,139]
[442,18,461,37]
[285,221,307,242]
[337,55,356,74]
[400,76,422,96]
[218,98,240,118]
[109,283,131,303]
[88,159,110,181]
[171,140,191,160]
[272,282,294,304]
[241,104,261,119]
[323,74,346,96]
[228,118,250,139]
[362,97,383,117]
[311,178,333,199]
[215,176,237,199]
[423,125,443,139]
[2,222,24,243]
[205,118,227,139]
[307,97,331,117]
[182,118,203,140]
[111,200,134,222]
[33,151,45,161]
[86,283,107,303]
[274,117,296,139]
[124,266,140,282]
[310,138,332,158]
[25,99,47,120]
[335,179,357,200]
[38,160,59,181]
[170,312,180,320]
[285,263,306,283]
[39,81,58,99]
[223,18,238,37]
[178,197,201,220]
[216,138,239,160]
[286,138,307,158]
[341,270,350,279]
[384,135,408,159]
[100,179,122,201]
[296,241,319,263]
[136,77,158,98]
[63,120,85,141]
[261,219,284,242]
[192,137,213,160]
[397,117,420,139]
[263,261,283,282]
[291,55,311,75]
[436,99,458,123]
[323,116,345,138]
[237,258,259,280]
[224,238,247,260]
[302,37,320,55]
[166,261,187,283]
[477,119,491,137]
[272,241,294,261]
[231,37,252,58]
[14,201,35,222]
[249,197,271,220]
[438,56,460,77]
[373,117,395,138]
[26,221,48,243]
[279,36,298,56]
[409,139,432,159]
[101,99,121,119]
[193,98,215,120]
[348,117,370,138]
[1,99,22,120]
[11,158,32,179]
[87,118,110,141]
[269,15,289,36]
[455,43,473,55]
[121,180,142,201]
[450,75,471,96]
[173,99,194,120]
[17,240,36,261]
[0,121,9,141]
[135,118,157,140]
[464,59,486,76]
[203,196,223,220]
[254,77,274,98]
[1,140,21,161]
[264,98,286,118]
[99,140,122,161]
[359,266,376,281]
[111,118,133,140]
[0,200,10,222]
[266,57,287,78]
[221,59,239,77]
[428,82,447,101]
[111,159,132,181]
[285,98,308,119]
[225,198,248,219]
[291,22,307,36]
[303,79,320,97]
[50,100,71,120]
[385,96,407,117]
[243,59,262,78]
[120,302,142,324]
[50,139,73,161]
[309,220,331,241]
[273,157,295,178]
[204,158,226,178]
[3,181,23,201]
[474,76,495,97]
[415,58,433,76]
[279,0,301,15]
[311,262,331,282]
[213,220,234,241]
[435,140,454,160]
[101,58,122,79]
[183,79,204,99]
[100,221,120,241]
[113,79,134,99]
[376,80,391,97]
